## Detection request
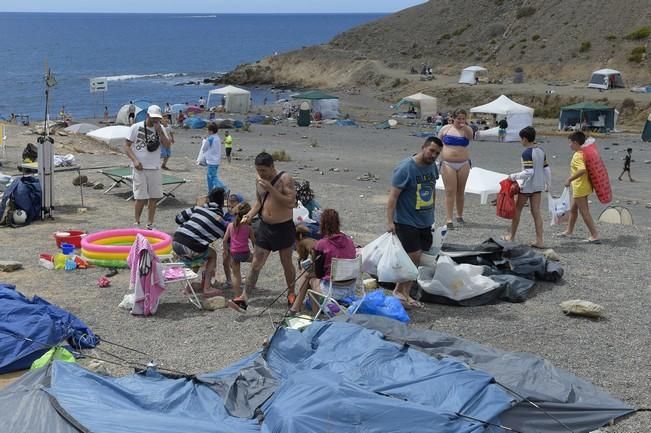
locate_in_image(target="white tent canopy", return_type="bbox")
[470,95,534,142]
[436,167,507,204]
[207,85,251,113]
[87,125,132,149]
[458,66,487,85]
[397,92,438,119]
[588,69,624,90]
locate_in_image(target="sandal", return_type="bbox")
[228,297,248,313]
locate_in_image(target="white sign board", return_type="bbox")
[90,77,108,93]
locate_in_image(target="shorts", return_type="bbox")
[255,219,295,252]
[172,241,207,260]
[231,251,252,263]
[160,146,171,158]
[128,112,135,120]
[394,223,433,254]
[498,128,507,137]
[225,147,232,157]
[132,168,162,200]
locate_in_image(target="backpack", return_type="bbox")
[0,177,42,226]
[22,143,38,162]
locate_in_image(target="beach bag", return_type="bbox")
[548,188,571,226]
[377,234,419,283]
[581,139,612,204]
[496,178,518,219]
[196,139,207,166]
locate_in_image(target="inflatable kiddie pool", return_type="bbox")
[81,228,172,268]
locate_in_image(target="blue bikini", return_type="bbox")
[442,134,470,147]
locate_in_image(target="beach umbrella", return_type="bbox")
[115,100,152,125]
[171,103,187,113]
[87,125,131,148]
[64,123,99,134]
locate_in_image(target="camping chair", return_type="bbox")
[98,166,189,205]
[308,256,365,320]
[159,259,203,309]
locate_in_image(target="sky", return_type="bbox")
[0,1,427,14]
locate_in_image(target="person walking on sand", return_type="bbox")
[224,131,233,163]
[103,106,109,123]
[502,127,551,248]
[618,148,634,182]
[386,136,443,309]
[123,105,171,229]
[228,152,297,313]
[438,108,474,229]
[560,132,600,243]
[497,118,508,142]
[160,116,174,170]
[199,123,226,193]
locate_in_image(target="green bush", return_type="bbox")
[271,150,291,162]
[509,43,516,50]
[532,34,540,41]
[624,27,651,40]
[452,24,471,36]
[605,34,617,41]
[441,33,451,40]
[516,7,536,18]
[519,38,527,43]
[629,46,646,63]
[579,41,591,52]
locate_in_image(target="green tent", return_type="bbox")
[559,102,617,132]
[291,90,340,119]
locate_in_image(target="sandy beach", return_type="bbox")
[0,110,649,431]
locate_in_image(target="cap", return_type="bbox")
[147,105,163,118]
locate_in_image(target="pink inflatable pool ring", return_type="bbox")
[81,228,172,263]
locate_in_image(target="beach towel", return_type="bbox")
[127,234,165,316]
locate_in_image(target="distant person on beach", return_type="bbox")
[199,96,206,109]
[387,136,442,309]
[200,123,226,193]
[59,106,66,121]
[560,131,600,243]
[438,108,474,229]
[164,102,172,121]
[224,131,233,163]
[123,105,171,229]
[103,106,109,122]
[228,152,297,313]
[176,110,185,127]
[221,95,226,107]
[160,116,174,170]
[498,118,508,142]
[128,101,136,125]
[618,148,634,182]
[503,127,550,248]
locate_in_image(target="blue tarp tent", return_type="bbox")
[0,284,97,373]
[184,117,207,129]
[0,317,634,433]
[642,113,651,142]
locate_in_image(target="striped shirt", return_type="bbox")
[173,202,227,252]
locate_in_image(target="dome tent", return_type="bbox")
[116,100,151,125]
[291,90,340,119]
[207,85,251,113]
[396,92,438,120]
[642,113,651,142]
[588,69,624,90]
[458,66,487,85]
[470,95,534,142]
[598,206,633,225]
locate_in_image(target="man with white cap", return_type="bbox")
[124,105,171,229]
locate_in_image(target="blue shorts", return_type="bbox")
[160,146,172,158]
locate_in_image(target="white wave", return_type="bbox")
[182,15,217,18]
[105,72,188,82]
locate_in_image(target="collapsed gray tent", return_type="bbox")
[0,317,634,433]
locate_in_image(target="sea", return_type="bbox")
[0,13,384,121]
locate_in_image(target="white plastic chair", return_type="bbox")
[309,255,365,320]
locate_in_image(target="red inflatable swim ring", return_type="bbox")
[581,139,612,204]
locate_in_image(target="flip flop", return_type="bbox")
[530,243,546,249]
[583,239,602,244]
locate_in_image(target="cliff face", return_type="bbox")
[222,0,650,88]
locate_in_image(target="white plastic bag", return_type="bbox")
[427,224,448,255]
[196,139,207,166]
[548,187,571,226]
[417,256,499,301]
[361,232,392,275]
[376,234,418,283]
[293,201,316,224]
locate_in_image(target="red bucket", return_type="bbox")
[53,230,87,249]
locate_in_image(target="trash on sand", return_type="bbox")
[202,296,227,310]
[97,277,111,288]
[0,260,23,272]
[560,299,604,318]
[542,249,561,261]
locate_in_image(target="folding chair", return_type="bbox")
[308,256,365,320]
[159,256,203,309]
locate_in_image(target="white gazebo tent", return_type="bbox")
[207,85,251,113]
[396,92,438,119]
[470,95,534,142]
[588,69,624,90]
[458,66,487,85]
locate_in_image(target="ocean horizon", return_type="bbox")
[0,12,384,120]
